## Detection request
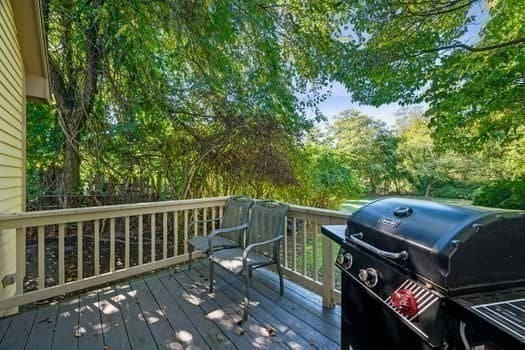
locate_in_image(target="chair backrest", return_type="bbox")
[246,200,288,254]
[220,196,254,234]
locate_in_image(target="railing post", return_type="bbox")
[15,227,25,295]
[322,235,335,308]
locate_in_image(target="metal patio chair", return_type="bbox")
[209,200,288,322]
[188,195,254,269]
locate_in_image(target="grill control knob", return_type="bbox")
[358,268,378,288]
[336,252,353,269]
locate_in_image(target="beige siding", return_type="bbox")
[0,0,25,316]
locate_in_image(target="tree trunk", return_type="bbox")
[63,140,81,194]
[424,182,432,197]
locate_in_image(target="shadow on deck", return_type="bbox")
[0,260,341,349]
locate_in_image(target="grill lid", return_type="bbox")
[346,197,525,291]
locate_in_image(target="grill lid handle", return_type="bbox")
[394,207,413,217]
[348,233,409,260]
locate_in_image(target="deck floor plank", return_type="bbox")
[191,262,323,350]
[51,296,80,350]
[183,267,289,350]
[158,270,238,349]
[129,278,185,349]
[110,282,158,349]
[259,267,342,322]
[0,260,340,350]
[175,267,281,349]
[78,290,105,350]
[195,262,340,349]
[0,316,13,344]
[143,274,209,349]
[244,268,340,343]
[0,308,36,349]
[96,286,131,350]
[25,303,59,350]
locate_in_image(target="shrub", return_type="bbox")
[432,182,478,200]
[472,179,525,209]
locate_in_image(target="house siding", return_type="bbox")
[0,0,25,316]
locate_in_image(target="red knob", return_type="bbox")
[390,289,418,318]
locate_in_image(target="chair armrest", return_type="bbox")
[242,235,284,262]
[208,223,249,251]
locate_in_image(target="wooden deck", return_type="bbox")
[0,260,341,349]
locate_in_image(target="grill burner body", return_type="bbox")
[322,197,525,350]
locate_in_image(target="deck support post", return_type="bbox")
[322,235,335,308]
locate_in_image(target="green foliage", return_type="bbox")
[334,0,525,151]
[26,102,63,196]
[472,179,525,209]
[279,140,363,209]
[431,182,480,200]
[39,0,348,198]
[329,110,402,194]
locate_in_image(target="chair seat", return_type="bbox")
[188,236,239,253]
[210,248,274,275]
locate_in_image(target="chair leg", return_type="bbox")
[209,259,214,292]
[188,245,193,270]
[275,262,284,295]
[243,270,251,322]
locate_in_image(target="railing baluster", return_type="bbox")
[138,215,143,265]
[283,218,288,268]
[313,222,319,282]
[184,210,188,255]
[15,228,25,295]
[219,206,223,225]
[38,226,45,289]
[94,220,100,275]
[163,213,168,259]
[203,207,207,234]
[125,216,130,269]
[292,217,297,272]
[174,211,178,256]
[110,218,115,272]
[303,219,307,275]
[193,208,198,237]
[58,224,65,284]
[211,207,215,230]
[77,222,83,280]
[151,214,156,262]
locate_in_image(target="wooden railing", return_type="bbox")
[0,197,346,312]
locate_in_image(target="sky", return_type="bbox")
[316,82,402,126]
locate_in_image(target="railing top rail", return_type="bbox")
[0,196,350,229]
[287,204,349,220]
[0,197,229,229]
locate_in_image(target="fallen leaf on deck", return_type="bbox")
[267,327,276,337]
[234,326,245,335]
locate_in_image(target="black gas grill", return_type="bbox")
[322,197,525,350]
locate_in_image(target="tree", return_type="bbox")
[333,0,525,151]
[279,136,363,209]
[40,0,348,199]
[329,110,400,194]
